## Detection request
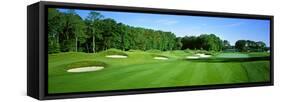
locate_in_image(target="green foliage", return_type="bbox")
[175,37,183,50]
[48,8,179,54]
[47,8,267,54]
[235,40,247,52]
[48,8,62,53]
[198,34,223,51]
[181,34,223,51]
[48,9,87,53]
[222,40,231,50]
[235,40,266,52]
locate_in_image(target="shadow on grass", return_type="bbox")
[184,56,269,63]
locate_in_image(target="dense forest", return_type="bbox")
[48,8,267,54]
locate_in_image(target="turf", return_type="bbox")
[216,53,249,58]
[48,50,270,94]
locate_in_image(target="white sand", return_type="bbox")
[195,53,212,58]
[154,57,168,60]
[67,66,104,73]
[186,56,200,59]
[186,53,212,59]
[106,55,128,58]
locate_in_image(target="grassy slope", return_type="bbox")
[48,51,270,93]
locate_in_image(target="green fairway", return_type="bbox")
[48,50,270,94]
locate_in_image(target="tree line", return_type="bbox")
[180,35,267,52]
[180,34,225,51]
[48,8,177,53]
[48,8,267,54]
[235,40,267,52]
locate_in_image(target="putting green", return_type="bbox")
[48,51,270,94]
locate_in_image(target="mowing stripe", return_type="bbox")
[93,62,177,90]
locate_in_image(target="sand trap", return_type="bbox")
[186,53,212,59]
[106,55,128,58]
[195,53,212,58]
[154,57,168,60]
[186,56,200,59]
[67,66,104,73]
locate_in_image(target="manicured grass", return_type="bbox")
[48,50,270,94]
[247,52,270,57]
[216,53,249,58]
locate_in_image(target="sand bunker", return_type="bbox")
[186,56,200,59]
[106,55,128,58]
[195,53,212,58]
[67,66,104,73]
[154,57,168,60]
[186,53,212,59]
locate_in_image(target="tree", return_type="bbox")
[222,40,231,50]
[235,40,266,52]
[58,9,86,52]
[256,41,266,51]
[49,8,240,54]
[181,34,223,51]
[118,23,126,50]
[235,40,247,52]
[181,36,198,50]
[86,11,104,53]
[71,13,86,52]
[48,8,62,53]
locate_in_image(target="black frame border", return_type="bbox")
[38,1,274,100]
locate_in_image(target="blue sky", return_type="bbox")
[58,8,270,46]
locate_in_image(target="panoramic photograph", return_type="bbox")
[48,8,270,94]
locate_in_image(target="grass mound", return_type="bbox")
[194,50,216,55]
[184,49,216,55]
[151,54,169,58]
[103,48,128,56]
[49,52,91,57]
[128,49,142,52]
[184,49,194,53]
[66,61,107,69]
[170,50,188,54]
[146,49,162,53]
